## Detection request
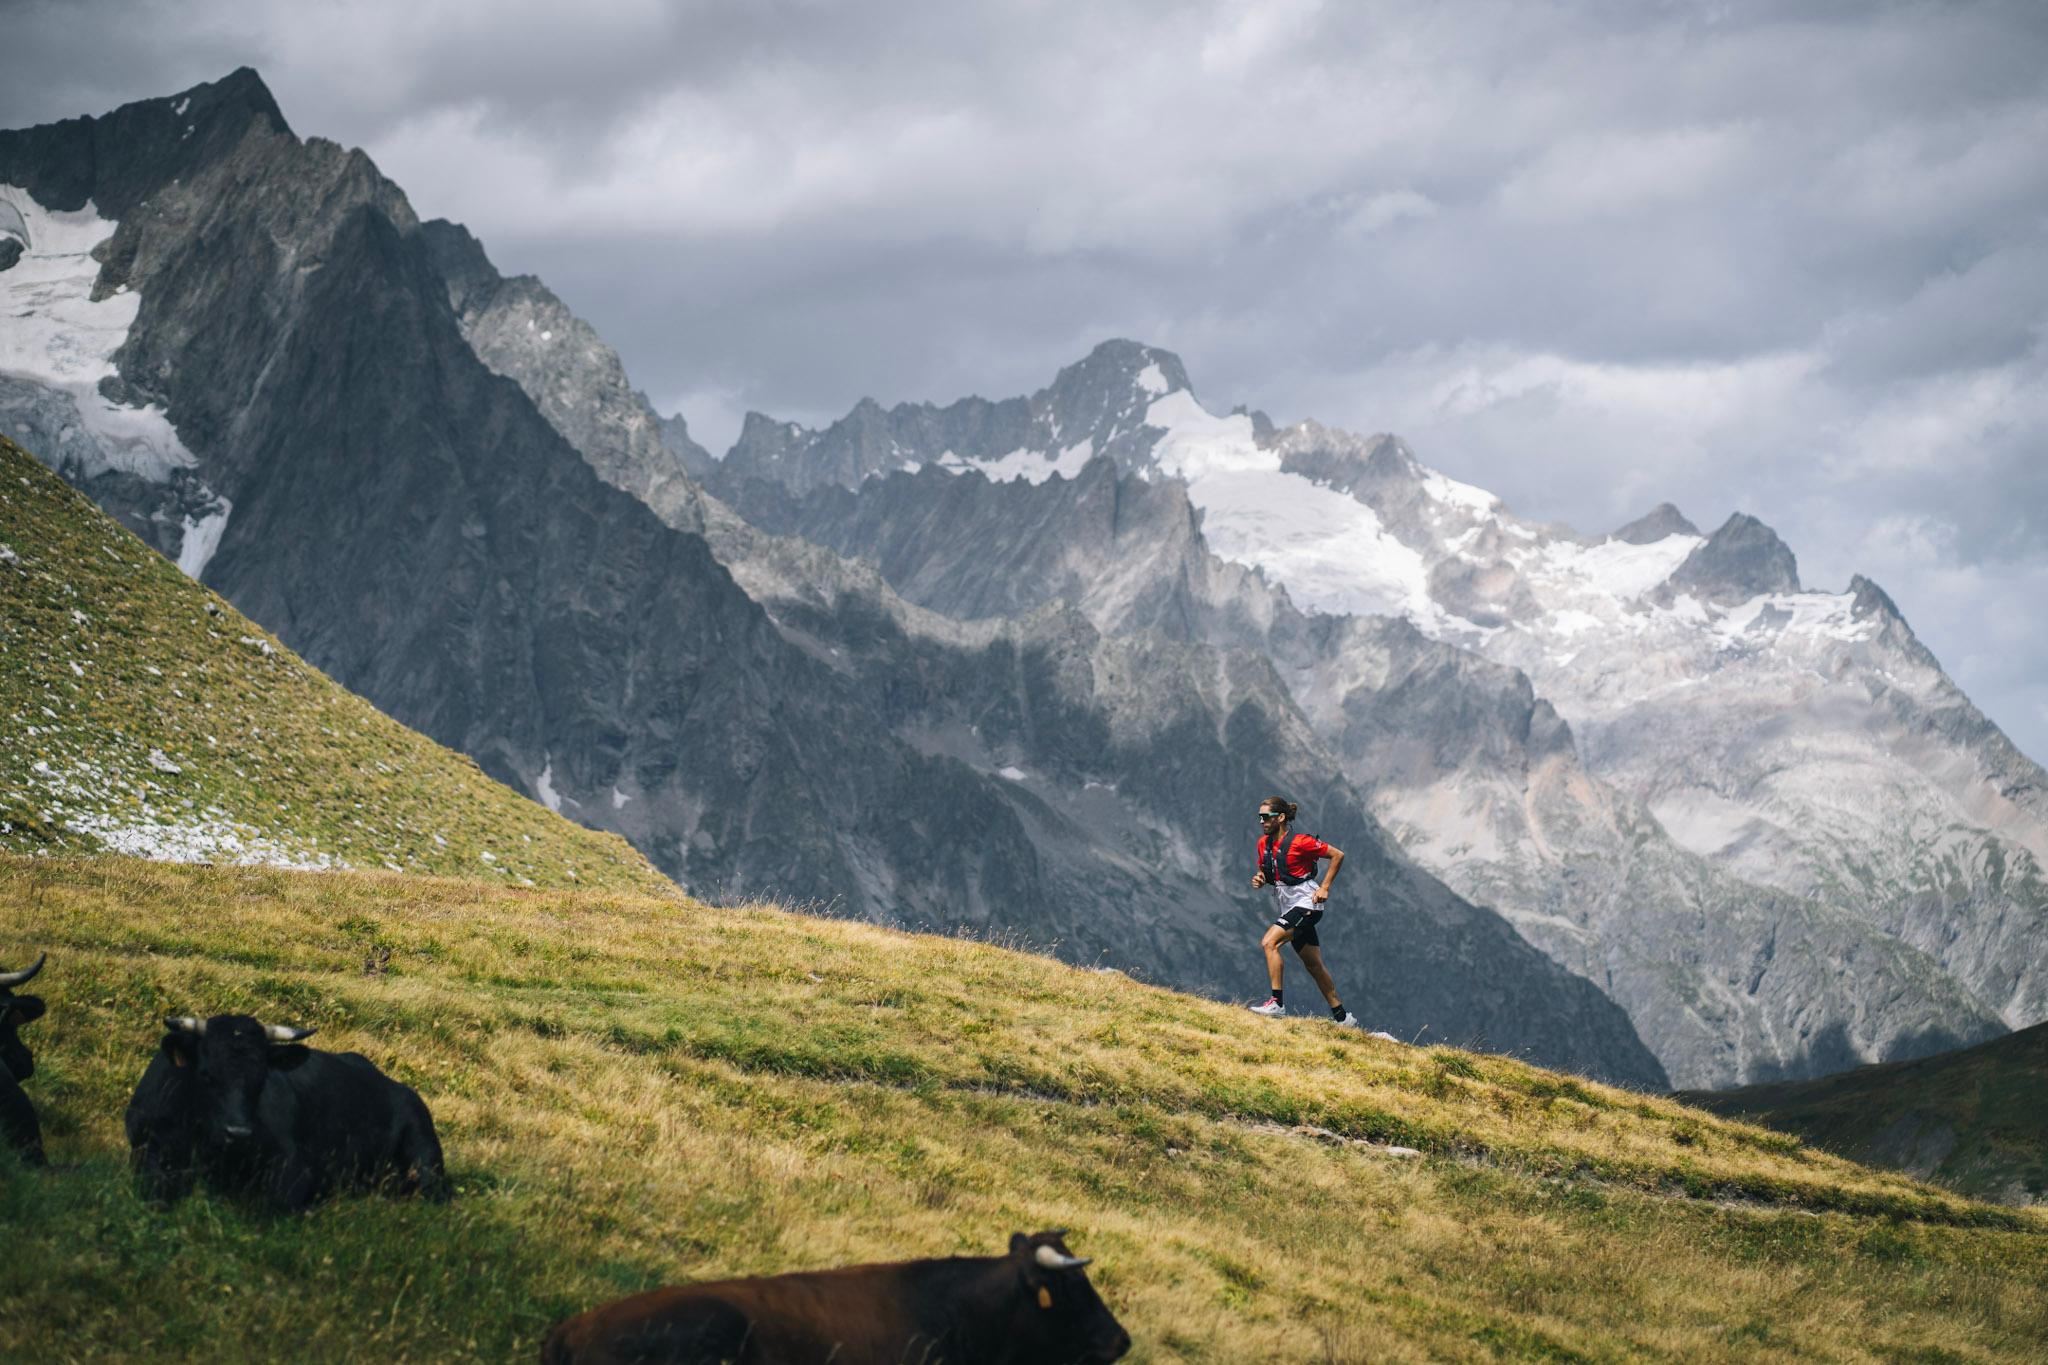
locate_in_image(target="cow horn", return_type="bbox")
[165,1015,207,1036]
[263,1023,315,1043]
[1035,1246,1091,1270]
[0,952,45,988]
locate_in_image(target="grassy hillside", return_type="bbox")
[0,433,668,894]
[3,854,2044,1362]
[1681,1023,2048,1208]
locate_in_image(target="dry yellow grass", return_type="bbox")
[4,853,2044,1362]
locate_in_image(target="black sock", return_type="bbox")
[1332,1004,1348,1020]
[1271,990,1283,1006]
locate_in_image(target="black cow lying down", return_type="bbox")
[1,953,48,1166]
[125,1014,449,1212]
[542,1230,1131,1365]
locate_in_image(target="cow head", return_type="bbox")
[1010,1230,1130,1363]
[162,1014,316,1146]
[0,953,47,1083]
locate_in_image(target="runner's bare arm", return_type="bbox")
[1314,847,1344,903]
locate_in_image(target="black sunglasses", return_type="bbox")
[1257,811,1281,821]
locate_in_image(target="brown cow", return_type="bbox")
[542,1230,1131,1365]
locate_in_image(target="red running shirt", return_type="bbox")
[1256,832,1332,881]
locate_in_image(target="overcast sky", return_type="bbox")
[6,0,2047,762]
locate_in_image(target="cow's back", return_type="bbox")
[543,1264,937,1365]
[261,1047,446,1200]
[543,1288,755,1364]
[267,1049,425,1142]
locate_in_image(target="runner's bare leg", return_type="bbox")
[1295,944,1342,1008]
[1262,924,1290,994]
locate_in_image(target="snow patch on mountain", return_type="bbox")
[940,439,1097,484]
[175,500,232,579]
[1526,535,1703,606]
[21,753,339,870]
[1419,468,1499,515]
[534,758,563,813]
[0,186,195,483]
[1708,591,1881,652]
[1132,391,1466,630]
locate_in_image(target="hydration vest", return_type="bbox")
[1260,831,1317,887]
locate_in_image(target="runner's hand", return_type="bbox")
[1251,873,1266,888]
[1312,885,1330,904]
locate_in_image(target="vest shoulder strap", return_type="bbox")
[1264,831,1313,885]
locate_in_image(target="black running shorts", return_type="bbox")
[1274,901,1323,948]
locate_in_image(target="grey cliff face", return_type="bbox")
[1278,614,2001,1088]
[0,73,1669,1089]
[419,220,708,535]
[709,454,1259,647]
[1273,422,1422,500]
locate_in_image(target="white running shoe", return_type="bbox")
[1335,1013,1362,1029]
[1367,1030,1400,1043]
[1248,998,1285,1017]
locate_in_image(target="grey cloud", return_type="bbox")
[2,0,2045,759]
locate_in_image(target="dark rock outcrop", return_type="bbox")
[1668,513,1801,603]
[1611,503,1700,544]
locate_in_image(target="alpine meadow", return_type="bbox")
[5,15,2048,1363]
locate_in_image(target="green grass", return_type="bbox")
[3,855,2044,1362]
[0,433,669,895]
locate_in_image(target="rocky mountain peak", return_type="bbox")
[1269,420,1423,501]
[652,405,716,478]
[1038,339,1192,469]
[420,219,497,313]
[1047,338,1191,403]
[1848,573,1905,626]
[1237,406,1278,445]
[1668,512,1801,604]
[175,67,291,136]
[1610,502,1700,544]
[724,410,817,481]
[0,68,292,222]
[717,338,1201,494]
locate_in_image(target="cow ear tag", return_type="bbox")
[1037,1286,1053,1310]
